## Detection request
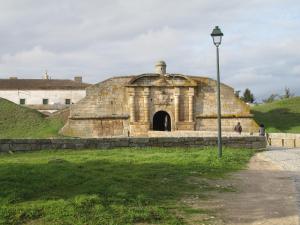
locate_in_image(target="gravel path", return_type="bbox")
[188,151,300,225]
[260,147,300,223]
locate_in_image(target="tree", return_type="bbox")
[281,87,294,99]
[262,94,279,103]
[241,88,255,103]
[234,90,241,98]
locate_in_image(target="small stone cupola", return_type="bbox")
[155,60,167,75]
[43,70,49,80]
[74,76,82,83]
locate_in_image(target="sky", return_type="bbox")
[0,0,299,101]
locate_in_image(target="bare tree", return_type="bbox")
[263,94,279,103]
[281,87,294,99]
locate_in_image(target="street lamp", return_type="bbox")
[211,26,223,158]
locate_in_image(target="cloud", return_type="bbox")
[1,46,55,65]
[0,0,299,100]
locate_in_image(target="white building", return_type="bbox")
[0,76,90,114]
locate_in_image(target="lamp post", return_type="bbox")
[211,26,224,158]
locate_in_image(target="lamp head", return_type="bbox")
[211,26,223,47]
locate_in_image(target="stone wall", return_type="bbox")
[192,77,258,132]
[194,78,250,116]
[61,118,129,138]
[70,77,131,118]
[267,133,300,148]
[61,77,132,137]
[195,117,259,132]
[0,136,266,152]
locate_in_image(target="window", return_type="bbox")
[43,99,49,105]
[65,99,71,105]
[20,99,25,105]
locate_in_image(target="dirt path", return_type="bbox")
[185,153,300,225]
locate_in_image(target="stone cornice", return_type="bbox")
[70,115,129,120]
[126,73,197,87]
[196,114,254,119]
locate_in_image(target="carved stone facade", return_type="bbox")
[61,61,258,137]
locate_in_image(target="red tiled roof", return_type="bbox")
[0,79,90,90]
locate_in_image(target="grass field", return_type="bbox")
[252,97,300,133]
[0,98,64,138]
[0,147,254,225]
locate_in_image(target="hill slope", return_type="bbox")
[2,96,299,137]
[0,98,64,138]
[251,97,300,133]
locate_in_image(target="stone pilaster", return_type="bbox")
[143,87,150,122]
[188,87,194,122]
[174,87,180,124]
[128,88,135,123]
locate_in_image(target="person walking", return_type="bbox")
[164,115,169,131]
[234,122,242,134]
[259,124,265,136]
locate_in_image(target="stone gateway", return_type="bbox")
[61,61,258,137]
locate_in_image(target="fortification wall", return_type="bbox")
[195,117,259,132]
[70,77,131,118]
[0,136,266,152]
[61,77,132,137]
[61,118,129,138]
[193,78,258,132]
[61,73,258,137]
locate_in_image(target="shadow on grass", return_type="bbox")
[0,159,226,205]
[252,107,300,132]
[0,149,253,224]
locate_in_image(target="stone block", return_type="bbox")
[157,137,173,143]
[283,139,296,148]
[0,144,10,152]
[251,142,264,149]
[163,142,175,147]
[0,139,9,144]
[296,139,300,148]
[271,138,284,147]
[85,139,98,149]
[10,144,32,151]
[111,138,129,147]
[130,138,149,144]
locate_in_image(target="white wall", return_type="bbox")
[0,90,86,105]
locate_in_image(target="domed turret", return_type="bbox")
[155,60,167,75]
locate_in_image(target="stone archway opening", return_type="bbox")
[153,111,171,131]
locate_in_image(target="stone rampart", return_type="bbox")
[267,133,300,148]
[0,136,266,152]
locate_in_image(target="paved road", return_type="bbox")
[260,148,300,221]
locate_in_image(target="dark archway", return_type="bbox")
[153,111,171,131]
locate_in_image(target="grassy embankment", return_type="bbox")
[0,98,64,138]
[251,96,300,133]
[2,94,300,137]
[0,148,254,225]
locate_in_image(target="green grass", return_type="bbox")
[0,147,254,225]
[0,98,64,138]
[251,97,300,133]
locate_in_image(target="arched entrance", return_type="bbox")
[153,111,171,131]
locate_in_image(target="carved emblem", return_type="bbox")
[154,90,172,105]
